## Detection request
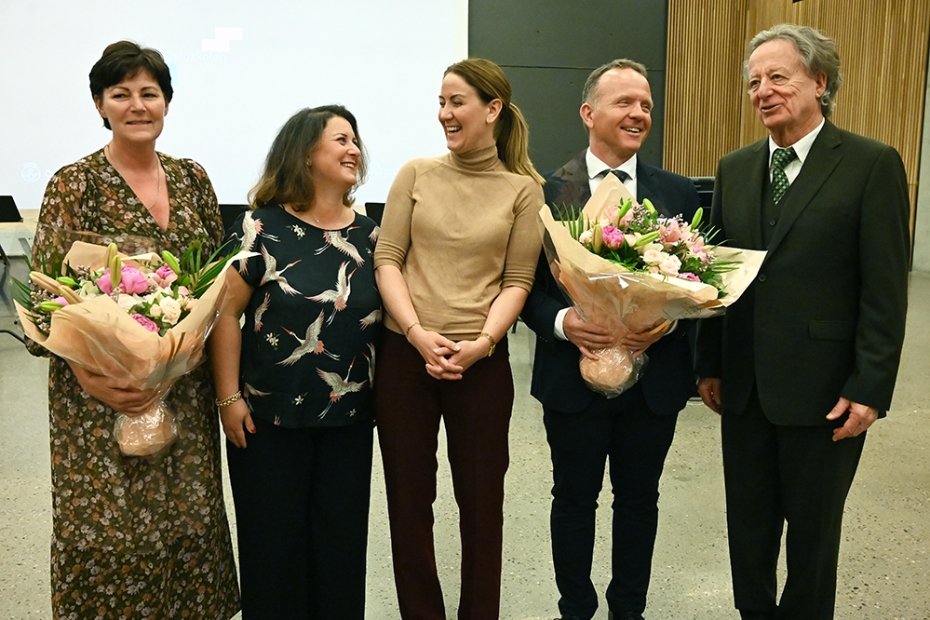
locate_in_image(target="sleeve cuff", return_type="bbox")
[554,307,569,340]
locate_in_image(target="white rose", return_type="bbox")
[643,249,666,265]
[159,297,182,325]
[117,294,137,311]
[149,304,163,318]
[659,255,682,276]
[579,229,594,246]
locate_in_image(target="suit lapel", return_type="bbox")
[636,161,678,218]
[766,121,843,256]
[728,139,769,250]
[636,161,653,206]
[547,151,591,218]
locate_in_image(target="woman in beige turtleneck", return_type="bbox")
[373,58,544,620]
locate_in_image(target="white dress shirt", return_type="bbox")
[767,118,825,186]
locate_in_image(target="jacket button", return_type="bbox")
[758,274,767,282]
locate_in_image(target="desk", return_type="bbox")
[0,210,38,257]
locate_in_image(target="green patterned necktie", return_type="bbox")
[771,147,797,203]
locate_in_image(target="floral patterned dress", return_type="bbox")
[29,149,240,620]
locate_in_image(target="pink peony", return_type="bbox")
[154,265,178,287]
[131,314,159,332]
[601,225,625,250]
[119,266,150,294]
[96,270,114,294]
[96,266,150,295]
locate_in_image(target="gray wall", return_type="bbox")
[468,0,670,175]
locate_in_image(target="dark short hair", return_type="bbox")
[582,58,649,106]
[249,105,368,210]
[89,41,173,129]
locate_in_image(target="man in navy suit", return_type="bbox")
[695,25,909,619]
[521,58,700,620]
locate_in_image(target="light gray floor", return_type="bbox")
[1,257,928,619]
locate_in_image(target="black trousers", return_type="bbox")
[226,417,374,620]
[722,389,865,620]
[544,385,678,619]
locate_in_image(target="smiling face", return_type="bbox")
[308,115,361,192]
[747,38,827,146]
[94,70,168,145]
[438,71,501,154]
[581,68,652,167]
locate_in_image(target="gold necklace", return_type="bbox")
[105,144,161,209]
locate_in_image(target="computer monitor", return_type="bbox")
[0,195,22,223]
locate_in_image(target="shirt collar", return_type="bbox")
[586,149,637,181]
[767,118,825,166]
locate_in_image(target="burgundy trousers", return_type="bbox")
[375,329,513,620]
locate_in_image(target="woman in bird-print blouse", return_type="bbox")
[208,105,380,619]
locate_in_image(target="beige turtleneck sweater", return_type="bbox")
[374,145,544,340]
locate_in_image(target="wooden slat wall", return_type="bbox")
[665,0,748,177]
[665,0,929,232]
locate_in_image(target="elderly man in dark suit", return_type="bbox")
[521,58,700,620]
[695,24,909,620]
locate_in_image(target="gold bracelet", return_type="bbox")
[215,390,242,408]
[404,321,420,336]
[479,332,496,357]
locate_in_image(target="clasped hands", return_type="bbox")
[696,377,878,442]
[563,307,670,360]
[408,325,491,380]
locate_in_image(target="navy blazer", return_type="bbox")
[693,120,910,423]
[521,151,701,415]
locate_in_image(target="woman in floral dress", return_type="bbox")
[209,105,380,619]
[28,41,239,619]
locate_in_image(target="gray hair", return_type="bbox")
[582,58,649,106]
[744,23,843,117]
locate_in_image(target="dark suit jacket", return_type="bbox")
[694,120,910,424]
[521,150,701,415]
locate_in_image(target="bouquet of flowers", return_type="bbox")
[14,228,247,457]
[540,174,765,397]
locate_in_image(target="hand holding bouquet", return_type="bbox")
[540,174,764,396]
[15,230,246,457]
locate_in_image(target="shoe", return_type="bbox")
[609,613,645,620]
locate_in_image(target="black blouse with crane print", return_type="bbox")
[228,204,381,428]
